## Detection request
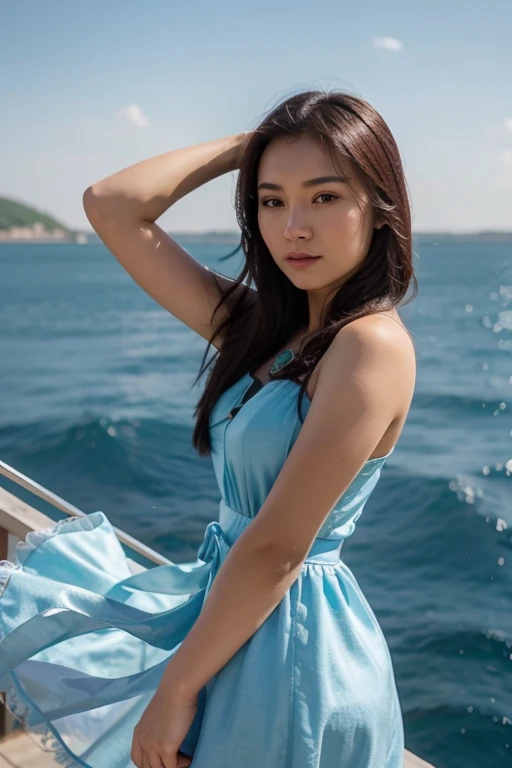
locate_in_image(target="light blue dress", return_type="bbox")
[0,372,404,767]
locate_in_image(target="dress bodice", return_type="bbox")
[209,372,393,541]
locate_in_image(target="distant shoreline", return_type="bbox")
[108,229,512,243]
[3,195,511,244]
[1,229,512,245]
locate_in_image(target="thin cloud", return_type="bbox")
[485,117,512,140]
[114,104,152,128]
[372,36,404,52]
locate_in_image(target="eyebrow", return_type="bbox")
[257,175,347,192]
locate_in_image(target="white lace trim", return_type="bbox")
[0,512,105,596]
[0,514,105,766]
[0,512,109,765]
[0,679,82,767]
[0,590,84,766]
[13,512,104,567]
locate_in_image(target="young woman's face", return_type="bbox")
[257,134,382,291]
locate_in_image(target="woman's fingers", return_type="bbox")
[149,752,170,768]
[131,739,144,767]
[132,737,181,768]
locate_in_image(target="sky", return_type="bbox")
[2,0,511,234]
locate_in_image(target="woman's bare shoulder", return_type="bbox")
[308,310,416,454]
[311,311,415,386]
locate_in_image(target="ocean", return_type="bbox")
[0,239,511,767]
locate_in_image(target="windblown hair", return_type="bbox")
[191,89,417,456]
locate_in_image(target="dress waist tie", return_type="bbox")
[197,499,344,579]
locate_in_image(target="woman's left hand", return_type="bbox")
[131,685,197,768]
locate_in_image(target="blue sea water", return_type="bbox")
[0,239,511,768]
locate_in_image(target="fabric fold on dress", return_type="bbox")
[0,509,230,767]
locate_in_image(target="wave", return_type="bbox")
[404,701,512,767]
[413,389,510,414]
[0,414,192,469]
[0,414,221,564]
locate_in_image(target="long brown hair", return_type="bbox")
[192,89,417,456]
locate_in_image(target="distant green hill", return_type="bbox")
[2,194,512,242]
[0,196,71,232]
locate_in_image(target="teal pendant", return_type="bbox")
[269,348,295,375]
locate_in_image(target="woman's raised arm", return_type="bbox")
[83,132,253,350]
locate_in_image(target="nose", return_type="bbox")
[284,207,312,241]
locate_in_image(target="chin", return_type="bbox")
[287,275,325,291]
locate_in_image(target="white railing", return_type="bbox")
[0,459,168,565]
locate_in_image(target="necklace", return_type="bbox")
[269,347,296,376]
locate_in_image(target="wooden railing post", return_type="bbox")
[0,524,6,560]
[0,525,13,738]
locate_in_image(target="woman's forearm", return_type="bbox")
[159,533,303,702]
[84,132,247,223]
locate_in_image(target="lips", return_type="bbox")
[285,253,321,261]
[285,254,321,270]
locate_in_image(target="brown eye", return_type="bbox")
[260,194,338,207]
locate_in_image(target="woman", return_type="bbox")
[0,89,417,767]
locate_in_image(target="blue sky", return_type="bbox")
[2,0,511,233]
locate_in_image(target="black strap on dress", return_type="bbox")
[227,376,263,420]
